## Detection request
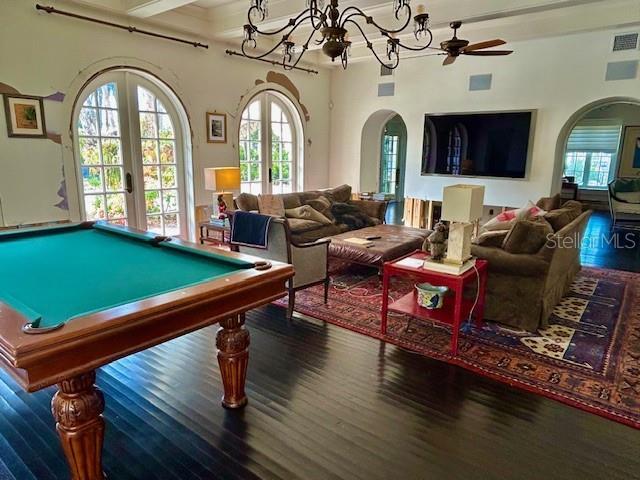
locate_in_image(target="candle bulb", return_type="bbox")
[417,4,426,14]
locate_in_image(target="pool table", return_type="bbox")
[0,221,293,480]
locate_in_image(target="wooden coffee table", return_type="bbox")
[381,250,488,355]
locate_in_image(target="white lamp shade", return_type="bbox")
[204,167,241,192]
[441,184,485,223]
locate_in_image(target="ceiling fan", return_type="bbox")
[430,21,513,66]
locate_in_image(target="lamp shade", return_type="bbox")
[441,184,485,223]
[204,167,241,192]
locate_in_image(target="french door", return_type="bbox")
[75,72,186,236]
[239,92,298,195]
[379,116,406,201]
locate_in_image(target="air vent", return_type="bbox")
[380,64,394,76]
[377,83,395,97]
[613,33,638,52]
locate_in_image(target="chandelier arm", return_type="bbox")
[309,3,331,31]
[248,7,316,36]
[284,24,321,71]
[343,18,399,70]
[340,6,412,35]
[395,29,434,51]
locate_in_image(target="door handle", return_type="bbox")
[268,168,273,184]
[125,173,133,194]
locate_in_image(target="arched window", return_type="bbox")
[239,91,302,194]
[75,71,186,236]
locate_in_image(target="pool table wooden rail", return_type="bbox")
[0,239,294,393]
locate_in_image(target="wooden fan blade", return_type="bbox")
[462,39,506,52]
[443,55,457,66]
[464,50,513,56]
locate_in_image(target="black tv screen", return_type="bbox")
[421,111,533,178]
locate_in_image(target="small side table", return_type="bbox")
[199,221,231,247]
[381,250,488,355]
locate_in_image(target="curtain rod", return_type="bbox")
[225,50,319,75]
[35,4,208,49]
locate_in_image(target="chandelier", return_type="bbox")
[241,0,433,70]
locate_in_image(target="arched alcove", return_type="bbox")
[553,97,640,195]
[360,110,407,196]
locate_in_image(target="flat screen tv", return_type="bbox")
[421,111,533,178]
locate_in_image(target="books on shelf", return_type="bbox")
[343,237,374,247]
[422,257,476,276]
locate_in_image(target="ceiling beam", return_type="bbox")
[127,0,198,18]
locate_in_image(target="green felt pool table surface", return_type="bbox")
[0,223,254,329]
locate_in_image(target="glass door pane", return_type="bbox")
[270,101,294,194]
[77,82,128,225]
[240,100,263,194]
[381,134,399,194]
[136,86,181,236]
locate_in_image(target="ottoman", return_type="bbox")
[328,224,430,269]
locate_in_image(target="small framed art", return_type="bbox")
[207,112,227,144]
[3,94,47,138]
[619,126,640,177]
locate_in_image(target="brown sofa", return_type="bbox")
[235,185,387,244]
[471,200,592,332]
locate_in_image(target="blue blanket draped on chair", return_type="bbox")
[230,211,272,249]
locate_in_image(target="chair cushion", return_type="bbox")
[616,192,640,203]
[285,205,333,225]
[502,218,553,254]
[258,194,285,216]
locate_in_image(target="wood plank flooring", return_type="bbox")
[1,211,639,479]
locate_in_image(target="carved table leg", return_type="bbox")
[216,313,250,408]
[51,371,106,480]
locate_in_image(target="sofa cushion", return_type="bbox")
[287,218,323,233]
[502,218,553,254]
[616,191,640,203]
[474,230,509,248]
[258,194,285,216]
[285,205,333,225]
[280,193,302,209]
[306,196,334,219]
[325,184,352,203]
[291,224,343,244]
[544,203,581,232]
[482,201,545,232]
[536,194,561,212]
[235,192,259,211]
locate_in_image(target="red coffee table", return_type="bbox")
[381,250,488,355]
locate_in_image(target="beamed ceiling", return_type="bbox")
[53,0,640,69]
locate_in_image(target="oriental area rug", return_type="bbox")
[275,262,640,428]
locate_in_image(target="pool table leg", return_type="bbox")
[216,313,250,409]
[51,370,106,480]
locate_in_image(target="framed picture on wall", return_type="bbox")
[619,126,640,178]
[3,94,46,138]
[206,112,227,144]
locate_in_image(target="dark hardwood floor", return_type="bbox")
[1,210,639,479]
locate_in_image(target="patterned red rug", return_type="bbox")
[275,261,640,428]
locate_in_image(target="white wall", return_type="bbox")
[0,1,331,227]
[328,28,640,208]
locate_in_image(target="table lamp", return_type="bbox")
[204,167,241,218]
[441,184,485,266]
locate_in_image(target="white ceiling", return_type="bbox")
[62,0,640,68]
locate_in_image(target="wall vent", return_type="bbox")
[378,83,395,97]
[380,64,394,76]
[469,74,492,91]
[613,33,639,52]
[605,60,639,81]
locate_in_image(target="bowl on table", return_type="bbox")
[415,283,448,309]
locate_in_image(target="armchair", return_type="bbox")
[234,217,330,319]
[608,178,640,229]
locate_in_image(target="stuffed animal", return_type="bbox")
[423,221,448,260]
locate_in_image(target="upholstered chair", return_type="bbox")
[608,178,640,229]
[235,217,330,319]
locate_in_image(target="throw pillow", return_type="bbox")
[257,194,285,217]
[544,202,581,232]
[473,230,509,248]
[306,196,333,218]
[482,201,545,232]
[502,219,553,254]
[536,194,561,212]
[285,205,333,225]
